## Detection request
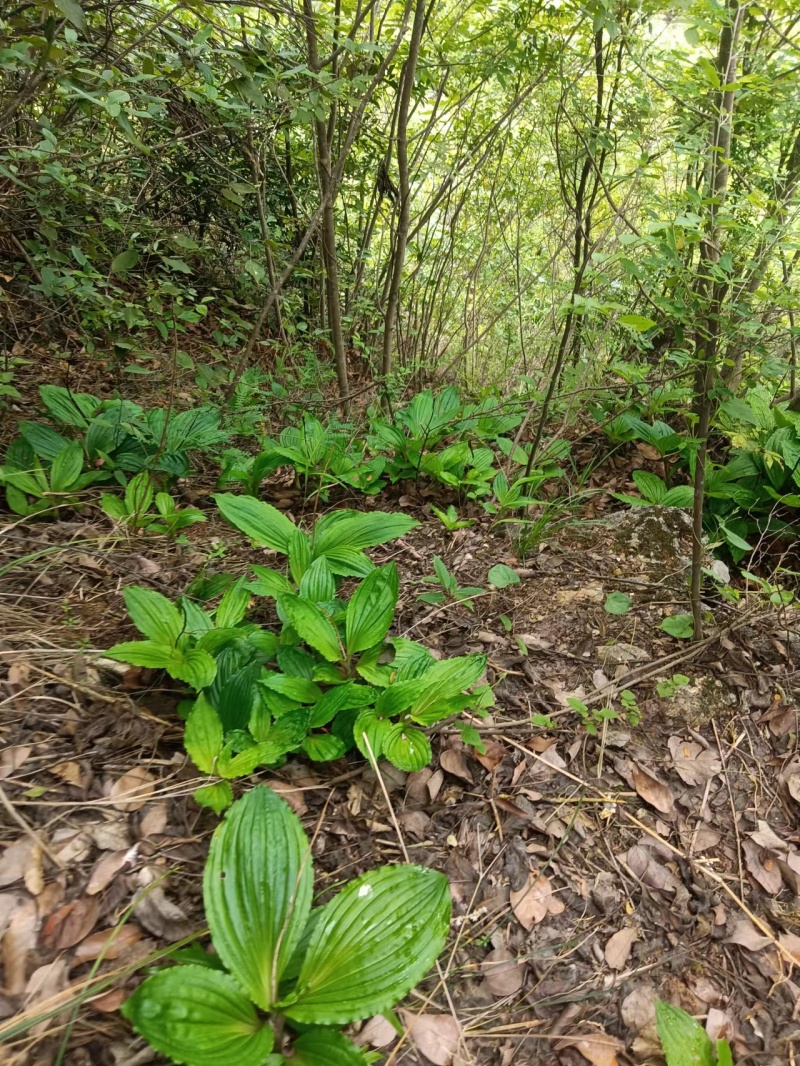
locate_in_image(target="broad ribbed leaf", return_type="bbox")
[353,708,392,761]
[345,563,398,655]
[216,577,250,628]
[184,695,223,773]
[655,1000,715,1066]
[302,734,347,762]
[299,557,336,602]
[125,471,154,515]
[287,1030,369,1065]
[195,781,234,815]
[324,548,374,577]
[261,675,322,703]
[309,682,376,728]
[215,493,297,552]
[205,787,313,1011]
[312,511,419,554]
[249,565,293,599]
[289,529,312,585]
[123,586,183,644]
[106,639,174,668]
[284,865,451,1024]
[122,966,274,1066]
[49,442,84,492]
[662,485,694,507]
[409,655,487,722]
[632,470,666,504]
[169,648,217,690]
[278,595,342,662]
[19,421,70,460]
[382,724,432,771]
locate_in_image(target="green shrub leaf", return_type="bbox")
[204,786,313,1011]
[382,723,432,771]
[659,614,694,639]
[655,999,715,1066]
[169,647,218,689]
[123,586,183,645]
[215,493,297,552]
[215,577,250,628]
[194,781,234,815]
[105,639,175,669]
[604,592,632,615]
[346,563,398,655]
[284,864,451,1025]
[278,595,342,662]
[184,695,223,773]
[487,564,520,588]
[122,966,274,1066]
[49,442,84,492]
[249,564,294,598]
[288,1029,370,1065]
[312,511,419,554]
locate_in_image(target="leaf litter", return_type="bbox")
[0,498,799,1063]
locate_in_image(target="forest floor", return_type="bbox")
[1,381,800,1064]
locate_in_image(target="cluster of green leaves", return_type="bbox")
[0,435,106,517]
[124,785,452,1066]
[106,495,491,811]
[605,390,800,562]
[101,471,205,537]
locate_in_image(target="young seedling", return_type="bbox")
[431,503,475,530]
[418,555,485,610]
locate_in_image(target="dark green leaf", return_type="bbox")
[184,695,223,773]
[287,1029,370,1065]
[215,493,297,553]
[110,248,140,274]
[278,595,341,662]
[123,586,183,645]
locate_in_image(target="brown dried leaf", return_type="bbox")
[109,767,156,811]
[474,741,506,772]
[262,779,308,816]
[355,1015,398,1049]
[0,745,33,780]
[139,804,169,839]
[399,1012,461,1066]
[3,897,38,994]
[133,874,192,942]
[576,1032,622,1066]
[440,750,473,783]
[667,737,721,786]
[51,761,87,788]
[604,926,638,971]
[0,838,36,888]
[620,985,656,1032]
[743,840,783,895]
[23,844,44,896]
[510,872,564,931]
[482,947,524,997]
[724,919,771,951]
[87,846,138,896]
[632,765,674,814]
[42,896,100,951]
[72,923,143,964]
[88,987,127,1013]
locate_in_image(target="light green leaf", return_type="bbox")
[289,529,313,586]
[123,586,183,645]
[655,999,715,1066]
[284,865,451,1025]
[287,1029,370,1065]
[169,648,217,690]
[618,314,656,332]
[409,654,487,724]
[101,494,129,520]
[216,577,250,628]
[122,966,274,1066]
[299,557,336,602]
[382,724,431,772]
[195,781,234,815]
[105,639,174,669]
[54,0,86,30]
[346,563,398,655]
[249,565,294,599]
[125,471,154,516]
[278,595,342,662]
[49,442,84,492]
[604,592,632,615]
[632,470,667,505]
[312,511,419,555]
[353,708,391,761]
[215,493,297,553]
[662,485,694,507]
[184,695,223,773]
[204,786,313,1010]
[487,564,519,589]
[659,614,694,639]
[261,675,322,703]
[324,548,375,577]
[302,734,347,762]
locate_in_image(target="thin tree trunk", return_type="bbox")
[380,0,426,383]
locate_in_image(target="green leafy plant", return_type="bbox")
[101,473,206,536]
[105,499,492,807]
[604,591,632,614]
[660,613,694,639]
[655,999,733,1066]
[123,785,452,1066]
[613,469,694,508]
[0,436,105,516]
[431,504,475,530]
[418,555,484,609]
[657,673,690,698]
[487,563,520,589]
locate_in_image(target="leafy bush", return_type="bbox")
[105,497,491,808]
[123,785,452,1066]
[0,436,106,516]
[100,472,206,537]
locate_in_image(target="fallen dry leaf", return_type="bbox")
[88,987,127,1013]
[0,837,37,888]
[87,846,139,896]
[399,1012,460,1066]
[724,919,771,951]
[72,923,143,964]
[262,779,308,816]
[604,926,638,970]
[632,765,675,815]
[620,985,657,1032]
[109,768,156,811]
[439,750,473,783]
[139,803,169,839]
[482,946,524,997]
[510,872,564,930]
[355,1015,397,1049]
[667,737,721,786]
[0,745,32,779]
[133,872,192,941]
[23,844,44,896]
[3,897,38,994]
[576,1032,622,1066]
[42,896,101,951]
[474,741,506,772]
[51,760,88,788]
[743,839,783,895]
